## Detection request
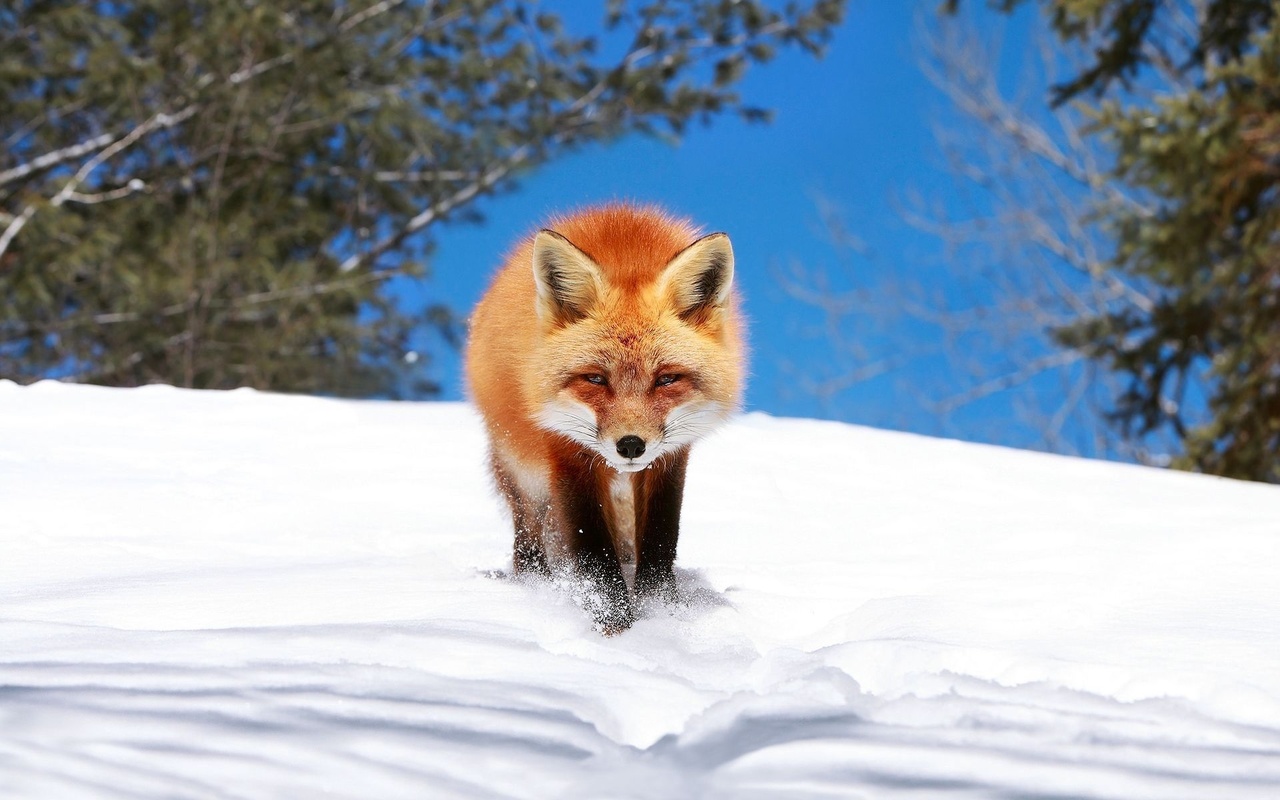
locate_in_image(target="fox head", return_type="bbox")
[529,227,741,472]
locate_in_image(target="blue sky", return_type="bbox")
[412,1,1086,454]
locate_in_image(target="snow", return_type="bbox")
[2,379,1279,799]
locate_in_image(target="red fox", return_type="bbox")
[466,204,744,633]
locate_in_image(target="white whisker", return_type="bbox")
[535,398,601,448]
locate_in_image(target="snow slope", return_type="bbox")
[2,380,1279,799]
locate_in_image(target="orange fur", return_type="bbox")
[466,203,744,633]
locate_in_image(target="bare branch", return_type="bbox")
[776,10,1191,461]
[0,107,196,262]
[64,179,147,205]
[0,206,37,259]
[337,0,406,34]
[235,271,389,305]
[929,349,1085,414]
[372,169,473,182]
[0,132,117,188]
[338,147,532,273]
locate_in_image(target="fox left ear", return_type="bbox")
[660,232,734,318]
[532,229,604,325]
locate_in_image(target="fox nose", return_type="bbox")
[616,435,646,459]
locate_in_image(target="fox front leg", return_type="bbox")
[634,448,689,602]
[491,452,551,577]
[553,459,635,634]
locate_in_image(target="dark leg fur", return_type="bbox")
[552,456,634,634]
[634,447,689,601]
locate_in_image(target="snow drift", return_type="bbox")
[2,380,1278,798]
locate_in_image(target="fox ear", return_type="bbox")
[660,232,734,318]
[532,230,603,325]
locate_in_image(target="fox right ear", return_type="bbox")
[659,232,734,319]
[532,230,603,325]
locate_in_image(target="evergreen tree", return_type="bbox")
[951,1,1279,482]
[1,0,843,397]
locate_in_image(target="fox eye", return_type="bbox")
[582,373,607,386]
[655,374,682,387]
